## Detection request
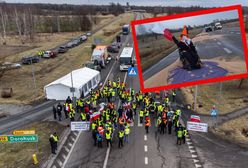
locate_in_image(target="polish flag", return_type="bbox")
[90,111,101,122]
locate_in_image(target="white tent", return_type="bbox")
[44,67,101,100]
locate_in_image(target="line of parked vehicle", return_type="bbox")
[21,33,90,65]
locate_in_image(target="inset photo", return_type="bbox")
[131,5,248,92]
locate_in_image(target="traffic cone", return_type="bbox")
[32,153,39,165]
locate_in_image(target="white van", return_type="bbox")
[92,46,109,68]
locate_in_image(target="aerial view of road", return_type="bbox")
[0,1,248,168]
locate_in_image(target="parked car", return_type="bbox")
[21,56,40,65]
[204,25,213,32]
[42,51,57,58]
[86,32,92,36]
[80,35,87,42]
[107,42,121,53]
[0,62,21,70]
[83,61,101,71]
[66,41,74,48]
[58,46,68,53]
[214,22,222,30]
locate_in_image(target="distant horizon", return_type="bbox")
[3,0,248,7]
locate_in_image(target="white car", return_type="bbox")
[42,51,52,58]
[81,35,87,41]
[86,32,92,36]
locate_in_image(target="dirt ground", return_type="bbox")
[0,121,66,168]
[180,79,248,115]
[0,13,134,104]
[212,114,248,148]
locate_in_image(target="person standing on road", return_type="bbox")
[53,105,57,120]
[105,130,112,147]
[92,127,98,146]
[167,117,173,134]
[118,129,124,148]
[124,124,130,143]
[145,116,150,134]
[96,131,103,148]
[64,103,69,119]
[157,117,162,133]
[182,127,188,144]
[139,109,144,124]
[177,126,183,145]
[53,132,59,151]
[172,90,176,102]
[57,103,62,121]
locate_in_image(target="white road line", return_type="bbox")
[103,146,111,168]
[192,154,198,158]
[52,165,57,168]
[64,147,70,153]
[187,141,192,145]
[223,47,232,54]
[186,138,191,141]
[188,146,194,149]
[144,145,148,152]
[71,137,76,141]
[190,149,196,153]
[57,159,63,166]
[144,135,147,141]
[193,159,200,163]
[137,115,143,127]
[102,62,116,88]
[217,42,222,45]
[236,32,240,34]
[195,164,202,168]
[62,131,82,168]
[62,154,66,160]
[68,143,72,147]
[145,157,148,165]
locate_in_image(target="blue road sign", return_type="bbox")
[211,109,218,116]
[128,67,138,77]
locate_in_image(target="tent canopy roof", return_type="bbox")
[45,67,99,89]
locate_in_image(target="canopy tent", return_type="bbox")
[44,67,101,100]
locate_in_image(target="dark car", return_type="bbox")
[83,61,101,72]
[204,26,213,32]
[66,42,74,48]
[21,56,40,65]
[107,42,121,53]
[58,46,68,53]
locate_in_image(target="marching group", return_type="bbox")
[50,78,188,153]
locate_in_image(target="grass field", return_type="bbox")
[181,79,248,115]
[0,12,134,104]
[212,114,248,147]
[0,121,65,168]
[137,28,202,71]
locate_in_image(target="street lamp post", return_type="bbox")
[31,59,37,100]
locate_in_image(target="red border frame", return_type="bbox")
[131,5,248,92]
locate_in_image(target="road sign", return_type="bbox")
[71,121,90,131]
[211,109,218,116]
[0,136,8,142]
[0,135,38,143]
[128,67,137,77]
[13,130,35,135]
[70,87,75,92]
[187,121,208,133]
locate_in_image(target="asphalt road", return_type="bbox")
[143,27,245,81]
[63,13,194,168]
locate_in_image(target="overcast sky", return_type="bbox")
[4,0,248,7]
[136,9,239,35]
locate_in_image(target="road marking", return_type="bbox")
[64,147,70,153]
[188,146,194,149]
[62,131,82,168]
[68,143,72,147]
[62,154,66,160]
[57,158,63,166]
[144,135,147,141]
[103,146,111,168]
[52,165,57,168]
[190,149,196,153]
[195,164,202,168]
[145,157,148,165]
[187,141,192,145]
[236,32,240,34]
[144,145,148,152]
[223,48,232,54]
[137,115,143,127]
[102,62,116,88]
[71,137,76,141]
[192,154,197,158]
[217,42,222,45]
[193,159,200,163]
[186,138,191,141]
[214,39,217,41]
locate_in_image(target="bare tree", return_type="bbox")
[238,78,244,89]
[0,6,7,45]
[14,8,25,44]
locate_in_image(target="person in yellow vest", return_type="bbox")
[111,89,116,102]
[124,125,130,143]
[118,129,124,148]
[81,112,86,121]
[139,109,144,123]
[69,109,75,121]
[105,130,112,147]
[164,96,169,107]
[157,117,162,132]
[177,126,183,145]
[182,127,188,144]
[49,132,59,154]
[132,102,137,115]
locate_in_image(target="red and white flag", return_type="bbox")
[90,111,101,122]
